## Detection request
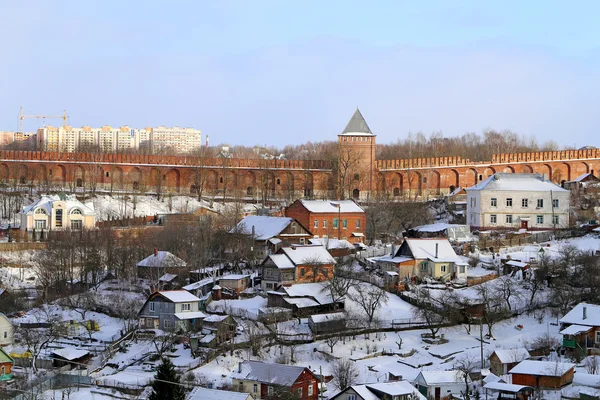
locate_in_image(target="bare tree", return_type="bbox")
[475,283,509,339]
[331,358,359,390]
[16,307,66,373]
[411,287,447,339]
[152,329,178,357]
[348,283,388,324]
[584,356,600,375]
[324,335,341,353]
[454,355,476,400]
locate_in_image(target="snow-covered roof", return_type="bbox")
[268,254,296,270]
[568,172,597,183]
[560,324,593,335]
[404,239,466,264]
[281,245,336,265]
[491,348,531,364]
[188,387,251,400]
[203,314,229,323]
[417,370,466,384]
[366,381,426,399]
[281,282,336,305]
[413,223,461,233]
[560,303,600,326]
[174,311,207,320]
[508,360,575,376]
[231,360,308,386]
[219,274,250,281]
[50,348,90,361]
[269,238,282,245]
[136,251,187,268]
[183,277,214,291]
[284,297,320,308]
[156,290,200,303]
[374,255,413,264]
[466,173,568,192]
[483,373,502,384]
[21,194,95,216]
[506,260,528,268]
[309,238,355,250]
[347,385,380,400]
[159,273,178,282]
[573,371,600,388]
[309,312,345,324]
[483,381,533,393]
[232,216,294,240]
[297,199,365,213]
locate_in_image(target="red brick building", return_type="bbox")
[232,360,320,400]
[285,199,366,244]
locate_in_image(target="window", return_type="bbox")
[521,198,528,208]
[299,238,305,244]
[348,396,357,400]
[71,220,82,230]
[35,220,46,230]
[537,199,544,208]
[596,331,600,343]
[356,219,360,229]
[314,219,318,228]
[268,386,274,395]
[55,208,63,228]
[490,215,497,224]
[506,198,513,207]
[553,215,559,225]
[323,220,327,228]
[239,382,244,392]
[470,197,476,207]
[537,215,544,224]
[182,303,191,312]
[420,262,428,271]
[440,265,447,272]
[300,268,305,277]
[343,219,347,229]
[3,331,6,338]
[164,319,171,329]
[490,198,497,207]
[333,218,338,228]
[308,384,313,396]
[298,387,303,397]
[253,384,258,393]
[459,265,466,274]
[553,199,559,208]
[149,302,155,312]
[34,208,47,215]
[506,215,513,224]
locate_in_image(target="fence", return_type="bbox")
[0,241,47,251]
[476,229,583,251]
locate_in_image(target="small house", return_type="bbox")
[489,348,531,376]
[50,348,91,369]
[218,274,252,296]
[509,360,575,389]
[308,312,346,335]
[138,290,205,331]
[136,249,187,288]
[308,238,356,259]
[0,347,14,381]
[331,380,426,400]
[560,303,600,354]
[0,313,14,346]
[482,381,534,400]
[414,370,469,400]
[232,360,320,400]
[267,282,344,317]
[202,314,236,345]
[18,194,95,232]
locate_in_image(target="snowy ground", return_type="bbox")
[206,296,267,319]
[41,387,137,400]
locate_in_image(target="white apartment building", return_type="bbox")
[466,173,570,230]
[37,125,200,154]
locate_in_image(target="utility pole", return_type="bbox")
[479,318,484,369]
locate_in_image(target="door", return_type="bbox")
[521,220,528,229]
[435,386,441,400]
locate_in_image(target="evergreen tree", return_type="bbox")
[149,357,186,400]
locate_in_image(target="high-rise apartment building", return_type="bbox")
[36,125,201,154]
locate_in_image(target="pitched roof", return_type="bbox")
[0,347,14,363]
[21,194,95,216]
[309,238,355,250]
[403,239,466,264]
[297,199,365,213]
[281,245,336,265]
[267,254,296,270]
[341,108,373,135]
[188,387,252,400]
[280,282,336,306]
[232,216,294,240]
[560,303,600,326]
[366,381,426,399]
[136,251,187,268]
[50,348,90,361]
[491,348,531,364]
[156,290,200,303]
[232,360,309,386]
[417,370,466,384]
[508,360,575,376]
[466,173,568,192]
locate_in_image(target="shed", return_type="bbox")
[50,348,91,369]
[483,381,534,400]
[509,360,575,389]
[489,348,531,376]
[414,370,468,400]
[308,312,346,334]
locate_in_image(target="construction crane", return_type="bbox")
[18,106,68,133]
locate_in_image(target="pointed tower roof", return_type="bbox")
[341,108,373,135]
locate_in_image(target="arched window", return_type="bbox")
[34,208,47,215]
[354,173,360,181]
[352,188,360,199]
[70,208,82,215]
[393,188,400,197]
[276,178,281,185]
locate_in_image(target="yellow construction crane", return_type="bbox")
[18,106,68,132]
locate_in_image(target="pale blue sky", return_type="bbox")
[1,1,599,147]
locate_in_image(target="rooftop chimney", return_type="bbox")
[153,248,158,256]
[435,243,439,258]
[238,362,242,373]
[583,306,588,320]
[391,243,396,257]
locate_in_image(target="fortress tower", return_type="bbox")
[337,108,377,200]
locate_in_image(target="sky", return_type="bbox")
[1,1,600,148]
